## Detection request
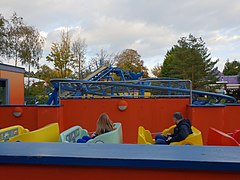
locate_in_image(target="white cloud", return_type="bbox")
[39,31,48,38]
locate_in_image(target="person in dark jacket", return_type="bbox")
[155,112,193,145]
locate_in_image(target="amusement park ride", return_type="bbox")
[0,62,240,179]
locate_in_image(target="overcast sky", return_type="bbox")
[1,0,240,73]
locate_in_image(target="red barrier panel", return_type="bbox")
[207,127,239,146]
[187,105,240,144]
[223,106,240,132]
[0,165,239,180]
[0,105,63,131]
[1,99,240,145]
[61,98,189,143]
[233,130,240,143]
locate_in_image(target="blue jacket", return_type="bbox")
[167,119,193,144]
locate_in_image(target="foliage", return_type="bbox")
[35,65,57,84]
[5,12,25,66]
[151,63,161,77]
[19,26,45,73]
[0,12,44,69]
[223,60,240,76]
[160,34,219,90]
[24,81,51,104]
[0,14,7,59]
[24,70,36,78]
[47,30,74,78]
[24,65,56,104]
[71,37,87,79]
[115,49,149,78]
[90,48,117,67]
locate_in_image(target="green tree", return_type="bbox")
[115,49,149,78]
[71,37,87,79]
[24,65,59,104]
[35,65,56,84]
[1,13,45,68]
[5,12,26,66]
[47,30,74,78]
[19,25,45,89]
[0,14,8,59]
[161,34,218,90]
[223,60,240,75]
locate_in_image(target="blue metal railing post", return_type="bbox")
[100,58,103,67]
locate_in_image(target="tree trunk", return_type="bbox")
[27,63,30,96]
[78,58,81,80]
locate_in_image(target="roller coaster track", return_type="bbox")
[47,79,237,105]
[84,66,109,81]
[44,64,237,105]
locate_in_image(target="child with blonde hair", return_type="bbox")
[93,113,114,136]
[77,113,114,143]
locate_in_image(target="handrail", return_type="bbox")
[58,79,192,100]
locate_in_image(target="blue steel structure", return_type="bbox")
[46,64,237,105]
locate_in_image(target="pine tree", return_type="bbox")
[161,34,218,90]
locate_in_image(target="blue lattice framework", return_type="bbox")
[46,65,237,105]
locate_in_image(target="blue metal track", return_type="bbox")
[45,66,237,105]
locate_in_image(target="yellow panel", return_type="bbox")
[137,126,154,144]
[0,125,29,142]
[8,123,59,142]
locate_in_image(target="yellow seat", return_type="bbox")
[8,123,60,142]
[138,125,203,145]
[162,125,203,145]
[0,125,29,142]
[137,126,154,144]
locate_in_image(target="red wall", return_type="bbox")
[0,106,63,131]
[61,98,189,143]
[223,106,240,132]
[0,70,24,104]
[1,99,239,145]
[187,105,240,144]
[0,165,239,180]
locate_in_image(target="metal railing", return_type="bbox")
[58,79,192,102]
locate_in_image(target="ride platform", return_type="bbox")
[0,143,239,179]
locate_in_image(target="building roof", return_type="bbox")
[24,77,45,86]
[219,75,239,84]
[0,63,25,74]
